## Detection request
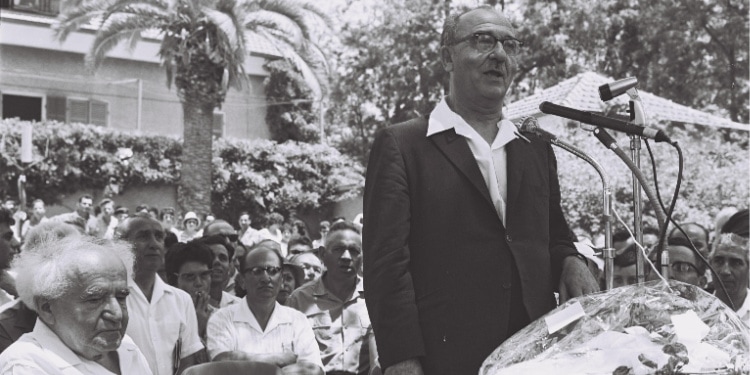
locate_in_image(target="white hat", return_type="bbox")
[183,211,201,227]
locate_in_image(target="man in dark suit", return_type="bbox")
[362,6,599,375]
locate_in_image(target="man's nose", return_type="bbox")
[103,297,124,322]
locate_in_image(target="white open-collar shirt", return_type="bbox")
[428,97,518,224]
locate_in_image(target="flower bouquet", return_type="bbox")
[480,280,750,375]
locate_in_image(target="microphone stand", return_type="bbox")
[519,118,615,290]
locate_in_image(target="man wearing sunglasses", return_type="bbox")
[363,5,598,375]
[206,244,323,373]
[667,236,707,288]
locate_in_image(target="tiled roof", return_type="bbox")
[506,71,748,131]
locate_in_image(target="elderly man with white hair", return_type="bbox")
[0,235,152,374]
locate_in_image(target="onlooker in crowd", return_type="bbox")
[52,194,94,234]
[288,251,323,285]
[179,211,203,243]
[0,221,80,353]
[711,209,749,325]
[2,198,22,243]
[161,207,180,237]
[667,236,707,288]
[0,235,152,374]
[287,222,380,375]
[312,220,330,249]
[114,205,130,222]
[90,198,119,239]
[118,213,204,375]
[239,212,262,248]
[291,219,310,240]
[287,235,314,256]
[203,220,245,297]
[202,214,216,232]
[198,235,240,308]
[280,223,293,255]
[669,222,710,257]
[612,229,633,255]
[257,213,285,249]
[642,226,660,253]
[612,244,647,288]
[206,244,323,374]
[712,207,739,245]
[135,204,150,216]
[20,199,48,241]
[0,209,20,306]
[149,207,160,221]
[277,263,303,305]
[165,241,214,342]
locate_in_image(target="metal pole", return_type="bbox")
[319,101,326,144]
[137,79,143,131]
[630,134,645,283]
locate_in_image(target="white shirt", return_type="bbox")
[735,288,750,327]
[126,277,204,375]
[428,97,518,224]
[206,299,323,369]
[0,319,152,375]
[220,291,240,308]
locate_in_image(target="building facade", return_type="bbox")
[0,5,279,140]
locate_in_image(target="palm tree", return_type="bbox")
[55,0,330,214]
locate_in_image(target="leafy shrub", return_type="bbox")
[0,119,363,220]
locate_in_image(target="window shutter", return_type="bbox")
[90,99,108,126]
[46,96,67,122]
[68,98,89,124]
[212,111,225,138]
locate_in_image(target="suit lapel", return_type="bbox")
[506,138,528,217]
[430,129,494,209]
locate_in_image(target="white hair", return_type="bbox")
[21,221,81,253]
[12,235,134,312]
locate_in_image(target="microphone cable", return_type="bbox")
[644,139,734,310]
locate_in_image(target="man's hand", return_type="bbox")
[384,358,423,375]
[558,256,599,303]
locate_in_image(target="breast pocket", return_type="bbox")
[309,312,333,343]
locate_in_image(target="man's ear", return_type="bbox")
[35,297,56,326]
[440,46,454,72]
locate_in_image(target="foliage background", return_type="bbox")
[0,119,363,221]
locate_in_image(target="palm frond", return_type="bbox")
[86,13,168,70]
[55,5,108,41]
[245,10,303,47]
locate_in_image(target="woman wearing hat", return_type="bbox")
[179,211,203,242]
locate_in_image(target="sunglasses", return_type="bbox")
[244,266,282,276]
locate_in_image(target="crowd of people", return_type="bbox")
[0,201,375,375]
[0,4,747,375]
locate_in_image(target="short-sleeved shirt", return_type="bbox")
[286,276,374,374]
[206,298,322,369]
[0,319,152,375]
[126,277,204,375]
[220,291,240,308]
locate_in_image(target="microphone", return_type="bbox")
[539,102,672,143]
[599,77,638,101]
[519,117,558,142]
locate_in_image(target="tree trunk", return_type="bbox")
[179,101,214,215]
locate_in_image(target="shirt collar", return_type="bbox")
[128,275,172,302]
[313,275,365,302]
[427,97,518,149]
[31,318,84,368]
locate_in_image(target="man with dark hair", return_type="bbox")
[52,194,94,234]
[20,199,48,241]
[165,241,215,341]
[90,198,118,239]
[287,235,314,256]
[203,219,245,297]
[669,223,710,257]
[287,221,380,375]
[362,6,597,375]
[118,213,204,375]
[0,209,19,305]
[206,244,323,373]
[712,209,749,325]
[198,235,240,308]
[667,236,707,288]
[613,243,649,288]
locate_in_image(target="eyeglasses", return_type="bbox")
[671,261,699,274]
[245,266,282,276]
[177,270,212,282]
[452,33,523,55]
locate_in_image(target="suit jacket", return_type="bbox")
[362,117,578,375]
